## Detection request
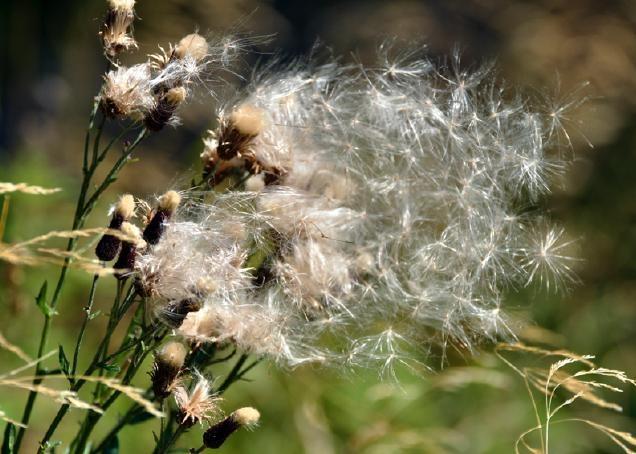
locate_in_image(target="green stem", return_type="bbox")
[37,289,137,452]
[91,403,147,454]
[79,128,147,225]
[154,424,187,454]
[14,100,101,451]
[73,327,167,454]
[71,274,100,379]
[33,126,146,450]
[155,355,261,454]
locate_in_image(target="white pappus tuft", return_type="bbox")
[136,46,582,376]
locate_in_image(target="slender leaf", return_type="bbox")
[34,282,56,317]
[58,345,70,378]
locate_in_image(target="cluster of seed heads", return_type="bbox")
[96,2,580,378]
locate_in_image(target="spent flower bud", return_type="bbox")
[113,221,145,279]
[173,33,209,62]
[144,87,188,131]
[203,407,260,449]
[143,191,181,245]
[174,372,220,427]
[95,194,135,261]
[100,0,137,57]
[151,341,187,399]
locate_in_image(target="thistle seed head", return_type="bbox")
[142,191,181,245]
[230,104,266,137]
[202,407,260,449]
[137,48,581,373]
[173,33,209,62]
[107,0,135,11]
[100,65,153,119]
[95,194,137,262]
[151,341,187,399]
[101,0,137,57]
[114,194,136,220]
[174,372,221,427]
[158,190,181,213]
[113,221,145,279]
[232,407,260,428]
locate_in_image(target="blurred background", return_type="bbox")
[1,0,636,452]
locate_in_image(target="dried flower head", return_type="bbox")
[204,102,289,186]
[160,298,203,328]
[100,0,137,57]
[173,33,209,62]
[203,407,260,449]
[173,372,221,427]
[95,194,136,261]
[139,48,581,375]
[143,190,181,246]
[113,221,145,279]
[216,104,265,160]
[99,65,154,120]
[230,104,266,137]
[151,341,187,399]
[144,86,189,131]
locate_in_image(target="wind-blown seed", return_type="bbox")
[136,48,580,373]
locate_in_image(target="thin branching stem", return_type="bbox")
[15,99,102,451]
[72,327,168,453]
[71,274,100,380]
[91,401,149,454]
[37,289,137,451]
[154,423,187,454]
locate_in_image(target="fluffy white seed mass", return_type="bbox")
[100,65,154,119]
[135,48,579,374]
[98,32,264,125]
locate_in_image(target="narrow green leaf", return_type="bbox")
[58,345,70,377]
[100,363,121,373]
[34,282,56,317]
[35,281,48,315]
[2,422,15,454]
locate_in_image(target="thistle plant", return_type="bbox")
[2,1,631,453]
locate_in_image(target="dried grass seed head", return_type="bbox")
[119,221,145,249]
